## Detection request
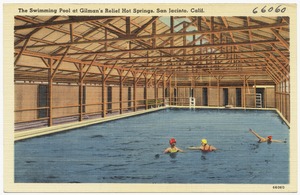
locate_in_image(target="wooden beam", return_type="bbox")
[133,72,137,111]
[152,20,156,48]
[270,43,289,65]
[154,73,157,107]
[47,59,54,126]
[101,67,106,118]
[119,73,123,114]
[15,49,150,76]
[271,28,289,49]
[126,17,131,36]
[147,69,158,84]
[14,37,31,66]
[163,73,166,105]
[247,17,253,51]
[268,52,289,75]
[51,46,70,79]
[106,56,264,66]
[14,16,60,46]
[89,49,281,62]
[266,67,280,84]
[122,64,134,82]
[104,61,118,82]
[15,16,118,30]
[40,57,50,67]
[157,74,164,83]
[265,59,288,81]
[61,40,281,56]
[81,54,99,81]
[145,77,148,109]
[132,16,159,36]
[135,68,146,84]
[23,22,288,49]
[70,23,74,43]
[79,63,83,121]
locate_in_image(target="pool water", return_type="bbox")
[15,108,289,183]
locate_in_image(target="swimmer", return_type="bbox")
[188,139,217,152]
[164,138,184,153]
[249,129,286,143]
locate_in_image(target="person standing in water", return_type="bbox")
[249,129,286,143]
[164,138,184,153]
[188,139,217,152]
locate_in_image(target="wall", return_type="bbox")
[52,85,79,118]
[14,83,278,124]
[265,87,275,108]
[15,84,38,122]
[86,85,102,115]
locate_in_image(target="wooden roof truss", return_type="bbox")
[14,16,290,86]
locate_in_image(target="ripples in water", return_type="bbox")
[102,175,154,180]
[25,160,36,163]
[90,135,104,139]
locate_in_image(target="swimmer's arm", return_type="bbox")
[272,139,287,143]
[249,129,265,140]
[177,147,184,152]
[163,148,170,153]
[187,146,201,150]
[211,146,217,151]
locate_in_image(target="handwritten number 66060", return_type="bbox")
[253,5,286,14]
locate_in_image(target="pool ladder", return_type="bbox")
[189,97,196,108]
[256,93,262,108]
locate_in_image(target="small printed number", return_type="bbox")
[273,186,285,189]
[253,5,286,14]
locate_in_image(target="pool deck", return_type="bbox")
[14,106,289,141]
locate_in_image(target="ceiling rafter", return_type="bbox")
[14,16,119,30]
[17,22,288,50]
[14,16,290,85]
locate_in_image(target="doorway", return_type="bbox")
[223,88,228,106]
[202,88,208,106]
[38,85,48,118]
[236,88,242,107]
[107,86,112,113]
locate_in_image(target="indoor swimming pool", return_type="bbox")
[15,108,289,184]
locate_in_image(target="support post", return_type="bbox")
[163,73,166,106]
[79,64,83,121]
[169,76,172,105]
[133,72,137,112]
[102,68,106,118]
[154,74,157,107]
[48,59,53,126]
[217,76,220,107]
[145,76,148,110]
[119,73,123,114]
[243,76,246,109]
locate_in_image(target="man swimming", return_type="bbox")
[164,138,184,153]
[249,129,286,143]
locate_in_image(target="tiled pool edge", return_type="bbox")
[15,106,290,141]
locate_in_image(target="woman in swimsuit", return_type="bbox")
[249,129,286,143]
[164,138,184,153]
[188,139,217,152]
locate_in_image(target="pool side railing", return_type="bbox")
[14,106,165,141]
[15,105,290,141]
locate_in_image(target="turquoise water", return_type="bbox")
[15,108,289,183]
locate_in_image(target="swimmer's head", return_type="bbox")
[169,138,176,145]
[267,136,272,141]
[201,139,207,145]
